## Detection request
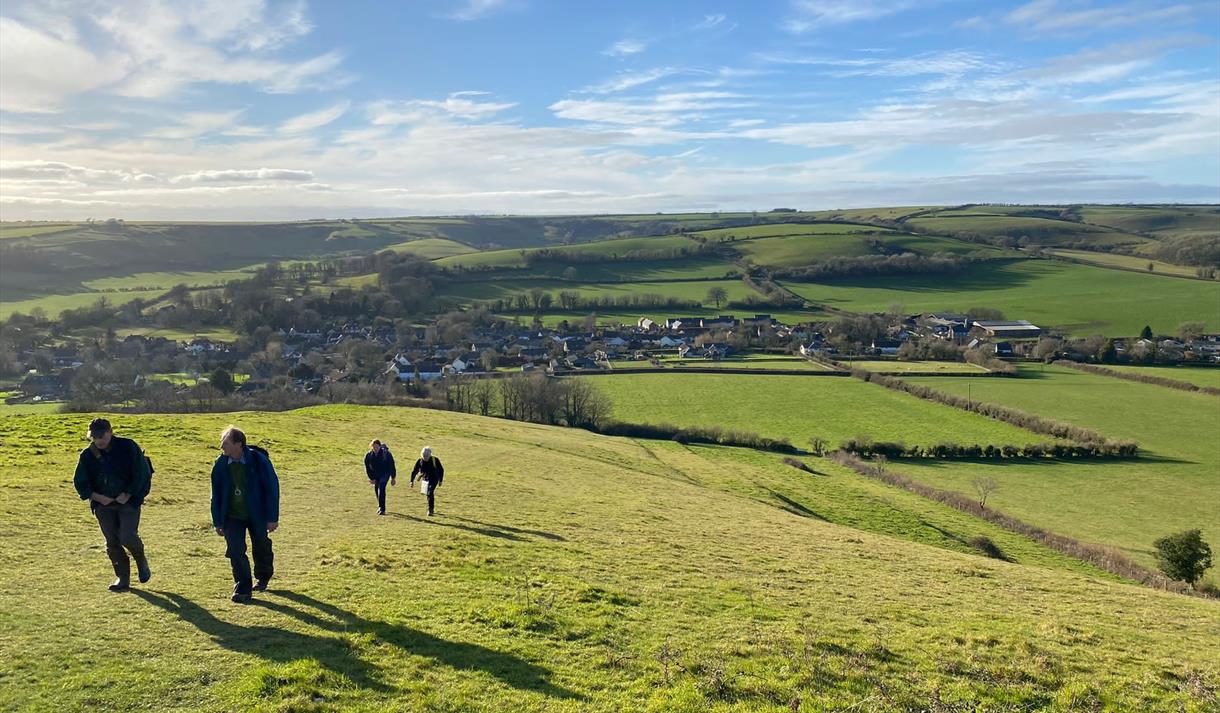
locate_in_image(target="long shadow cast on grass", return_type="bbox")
[133,589,579,700]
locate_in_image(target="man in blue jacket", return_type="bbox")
[364,439,396,515]
[211,425,279,603]
[73,418,152,592]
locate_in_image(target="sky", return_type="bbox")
[1,0,1218,220]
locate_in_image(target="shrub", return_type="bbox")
[1153,530,1214,586]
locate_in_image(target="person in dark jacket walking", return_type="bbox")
[410,446,444,516]
[364,439,396,515]
[210,425,280,603]
[73,418,152,592]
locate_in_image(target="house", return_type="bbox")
[871,339,902,356]
[700,315,738,329]
[657,335,686,348]
[702,343,733,360]
[20,373,67,398]
[973,320,1042,339]
[637,317,657,331]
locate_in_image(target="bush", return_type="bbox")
[969,536,1009,561]
[1153,530,1214,586]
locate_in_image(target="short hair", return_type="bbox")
[221,425,246,446]
[88,418,112,438]
[369,439,381,450]
[421,446,432,459]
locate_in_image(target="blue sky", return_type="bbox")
[1,0,1218,219]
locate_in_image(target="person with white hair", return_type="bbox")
[409,446,444,517]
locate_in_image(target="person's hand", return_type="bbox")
[215,527,224,536]
[368,478,375,486]
[92,493,114,506]
[115,492,130,505]
[267,521,279,533]
[391,478,396,486]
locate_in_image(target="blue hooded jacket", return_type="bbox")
[210,446,280,536]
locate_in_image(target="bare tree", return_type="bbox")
[706,286,728,309]
[973,477,999,509]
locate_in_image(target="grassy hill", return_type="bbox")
[1,406,1217,711]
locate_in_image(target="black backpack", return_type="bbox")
[248,444,271,459]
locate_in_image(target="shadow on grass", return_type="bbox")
[133,589,580,700]
[389,513,529,541]
[767,490,830,522]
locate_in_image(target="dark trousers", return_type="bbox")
[95,503,145,581]
[223,519,273,595]
[373,477,390,513]
[421,479,436,514]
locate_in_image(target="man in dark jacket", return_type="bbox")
[410,446,444,517]
[364,439,396,515]
[211,425,280,603]
[73,418,152,592]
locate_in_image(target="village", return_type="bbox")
[8,307,1219,408]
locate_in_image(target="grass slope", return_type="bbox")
[0,406,1217,711]
[782,258,1220,336]
[895,364,1220,584]
[1104,364,1220,389]
[592,373,1052,448]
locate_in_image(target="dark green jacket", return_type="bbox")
[73,436,152,505]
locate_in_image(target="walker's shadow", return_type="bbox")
[133,589,578,699]
[390,514,566,542]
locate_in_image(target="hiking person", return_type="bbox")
[210,425,279,603]
[73,418,152,592]
[364,439,397,515]
[410,446,444,517]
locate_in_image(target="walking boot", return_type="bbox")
[135,557,152,584]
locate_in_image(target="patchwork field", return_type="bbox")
[782,258,1220,336]
[1103,364,1220,389]
[895,365,1220,585]
[591,373,1052,448]
[907,214,1146,248]
[1,406,1216,711]
[843,360,991,374]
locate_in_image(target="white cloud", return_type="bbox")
[148,110,245,139]
[169,167,314,183]
[279,101,351,134]
[368,94,516,125]
[584,68,683,94]
[693,14,727,30]
[783,0,919,32]
[0,0,350,112]
[604,38,648,57]
[550,91,751,127]
[1005,0,1194,33]
[758,50,995,78]
[446,0,509,21]
[0,17,127,112]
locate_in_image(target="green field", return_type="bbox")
[845,360,990,374]
[82,268,259,292]
[651,355,834,371]
[782,258,1220,336]
[0,222,77,239]
[0,290,163,320]
[908,214,1146,248]
[734,233,1001,268]
[436,235,700,271]
[442,278,757,306]
[1,406,1217,711]
[1078,205,1220,240]
[1103,364,1220,389]
[592,373,1051,448]
[895,364,1220,584]
[1048,249,1202,278]
[385,238,478,259]
[508,307,827,329]
[693,222,897,241]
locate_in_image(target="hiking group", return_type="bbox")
[74,418,444,603]
[364,440,444,517]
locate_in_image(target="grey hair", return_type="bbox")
[421,446,432,459]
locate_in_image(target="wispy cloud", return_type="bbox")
[1005,0,1194,33]
[692,14,728,31]
[782,0,919,33]
[279,101,352,134]
[446,0,509,21]
[584,68,683,94]
[603,38,648,57]
[169,167,314,183]
[368,93,517,124]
